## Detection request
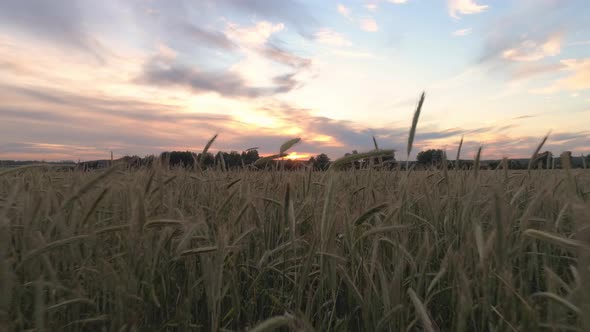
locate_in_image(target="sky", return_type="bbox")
[0,0,589,161]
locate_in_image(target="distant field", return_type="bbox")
[1,166,590,331]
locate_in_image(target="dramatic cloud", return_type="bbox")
[136,56,299,98]
[2,80,588,161]
[448,0,488,19]
[315,29,353,47]
[1,0,589,161]
[453,28,472,37]
[360,18,379,32]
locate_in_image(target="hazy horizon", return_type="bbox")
[1,0,589,161]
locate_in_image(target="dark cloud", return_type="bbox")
[136,56,301,98]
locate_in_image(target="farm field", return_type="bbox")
[1,165,589,331]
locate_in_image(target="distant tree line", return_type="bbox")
[155,149,336,171]
[413,149,588,170]
[4,148,588,171]
[160,149,260,170]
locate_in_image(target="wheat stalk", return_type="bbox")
[406,92,426,169]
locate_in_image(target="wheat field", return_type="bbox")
[1,163,590,331]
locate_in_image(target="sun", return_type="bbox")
[283,152,312,160]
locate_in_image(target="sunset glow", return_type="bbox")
[283,152,313,161]
[0,0,589,161]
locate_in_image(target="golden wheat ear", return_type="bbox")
[527,131,551,172]
[330,149,395,170]
[280,138,301,156]
[198,133,218,170]
[407,91,425,168]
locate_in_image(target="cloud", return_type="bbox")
[220,0,316,37]
[315,29,352,47]
[453,28,472,37]
[337,4,351,19]
[502,33,563,62]
[448,0,488,19]
[536,58,590,93]
[360,18,379,32]
[220,20,312,91]
[183,24,236,50]
[511,62,565,80]
[0,0,103,60]
[479,1,576,65]
[230,22,308,62]
[388,0,409,4]
[0,87,241,160]
[225,21,285,47]
[258,44,312,69]
[2,82,588,161]
[0,84,236,125]
[136,56,300,98]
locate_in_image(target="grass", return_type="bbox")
[1,164,589,331]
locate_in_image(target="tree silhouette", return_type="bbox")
[309,153,331,170]
[241,149,259,166]
[160,151,195,168]
[416,149,444,166]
